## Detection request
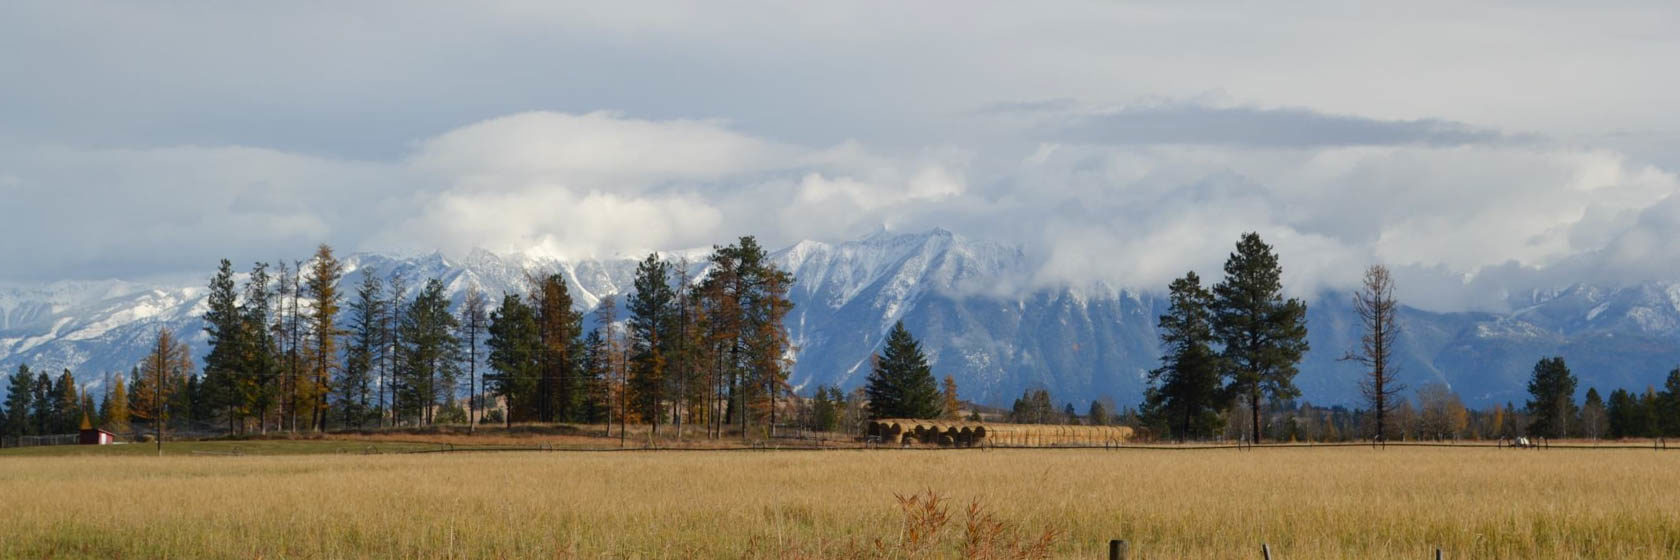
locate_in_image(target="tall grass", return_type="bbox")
[1,447,1675,558]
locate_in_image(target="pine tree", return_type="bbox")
[398,279,460,425]
[696,237,796,439]
[628,254,675,434]
[1608,388,1643,438]
[304,244,344,431]
[1658,368,1680,437]
[340,271,384,428]
[579,328,611,424]
[1212,232,1310,443]
[1087,401,1109,426]
[53,370,80,434]
[31,370,52,435]
[864,322,942,419]
[4,365,33,437]
[242,262,280,433]
[487,293,539,424]
[530,273,582,423]
[1580,387,1608,440]
[1145,271,1226,441]
[201,259,245,434]
[1525,356,1577,438]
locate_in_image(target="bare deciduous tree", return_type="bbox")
[1349,264,1404,444]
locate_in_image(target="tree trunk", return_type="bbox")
[1249,389,1261,444]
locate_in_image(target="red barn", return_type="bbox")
[77,414,116,445]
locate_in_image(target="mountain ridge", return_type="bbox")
[4,229,1680,409]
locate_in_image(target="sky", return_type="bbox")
[4,1,1680,311]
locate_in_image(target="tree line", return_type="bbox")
[3,236,800,443]
[9,232,1680,444]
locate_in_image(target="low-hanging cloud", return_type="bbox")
[2,106,1678,314]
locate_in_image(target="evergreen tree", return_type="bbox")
[4,365,33,437]
[242,262,281,433]
[864,322,941,419]
[53,370,81,434]
[1010,389,1055,424]
[487,293,539,424]
[1063,403,1079,425]
[1212,232,1310,444]
[1641,386,1663,438]
[398,279,460,425]
[303,244,345,431]
[1144,271,1227,441]
[201,258,245,434]
[1524,356,1577,438]
[1658,368,1680,437]
[126,366,143,425]
[1599,386,1639,437]
[339,271,384,428]
[628,254,675,433]
[1580,387,1608,440]
[531,273,583,422]
[808,386,842,432]
[578,328,612,424]
[31,370,52,435]
[1087,401,1109,426]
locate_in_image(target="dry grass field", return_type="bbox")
[2,445,1676,558]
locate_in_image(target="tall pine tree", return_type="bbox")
[4,365,33,438]
[628,254,675,433]
[486,293,539,425]
[304,244,344,431]
[339,270,384,428]
[1212,233,1310,443]
[398,279,460,425]
[1525,356,1577,438]
[1145,271,1227,441]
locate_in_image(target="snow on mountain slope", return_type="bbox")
[5,229,1680,409]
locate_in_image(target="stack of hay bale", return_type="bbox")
[868,419,1132,447]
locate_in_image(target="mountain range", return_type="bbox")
[5,228,1680,409]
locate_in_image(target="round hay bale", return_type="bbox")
[888,423,903,437]
[938,434,954,447]
[972,426,987,441]
[900,433,915,446]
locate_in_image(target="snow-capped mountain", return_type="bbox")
[5,229,1680,409]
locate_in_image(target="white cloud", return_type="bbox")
[4,105,1679,314]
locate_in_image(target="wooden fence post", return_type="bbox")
[1435,548,1443,560]
[1261,543,1272,559]
[1108,539,1127,560]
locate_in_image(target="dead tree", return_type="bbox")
[1348,264,1404,444]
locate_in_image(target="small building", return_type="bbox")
[77,413,116,445]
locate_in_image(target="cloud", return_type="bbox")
[3,105,1679,315]
[1044,104,1515,148]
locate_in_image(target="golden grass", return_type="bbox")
[1,446,1676,558]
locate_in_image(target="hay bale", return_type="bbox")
[938,434,954,447]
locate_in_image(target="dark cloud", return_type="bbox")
[1050,105,1518,148]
